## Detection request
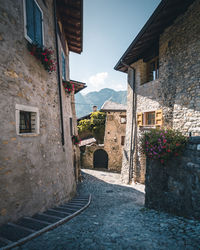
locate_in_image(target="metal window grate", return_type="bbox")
[19,111,36,133]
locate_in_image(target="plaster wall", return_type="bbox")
[0,0,76,225]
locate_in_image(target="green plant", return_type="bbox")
[77,111,106,143]
[27,43,56,73]
[62,80,73,93]
[141,128,188,164]
[72,135,81,145]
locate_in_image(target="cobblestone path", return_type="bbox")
[19,169,200,250]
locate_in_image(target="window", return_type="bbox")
[120,115,126,124]
[24,0,44,47]
[121,136,125,146]
[16,104,39,135]
[137,109,163,127]
[147,57,159,82]
[62,51,66,80]
[69,117,73,136]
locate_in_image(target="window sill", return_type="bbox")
[18,133,39,137]
[139,126,156,130]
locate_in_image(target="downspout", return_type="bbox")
[121,60,137,184]
[53,0,65,146]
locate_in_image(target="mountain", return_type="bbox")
[75,88,127,118]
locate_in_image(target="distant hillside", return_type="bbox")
[75,88,127,118]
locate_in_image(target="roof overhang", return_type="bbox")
[70,79,87,93]
[56,0,83,54]
[114,0,195,73]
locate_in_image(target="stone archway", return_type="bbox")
[93,149,108,169]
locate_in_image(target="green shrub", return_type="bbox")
[141,128,188,164]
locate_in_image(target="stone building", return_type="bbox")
[80,102,126,172]
[114,0,200,184]
[0,0,84,225]
[101,100,127,172]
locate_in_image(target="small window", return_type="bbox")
[137,109,163,127]
[147,57,159,82]
[121,136,125,146]
[20,111,36,133]
[24,0,44,47]
[120,116,126,124]
[69,117,73,136]
[16,104,39,135]
[146,112,155,125]
[62,51,66,80]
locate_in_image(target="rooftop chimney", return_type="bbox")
[93,106,97,112]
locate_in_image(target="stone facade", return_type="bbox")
[81,144,105,169]
[145,137,200,220]
[103,110,126,172]
[121,0,200,184]
[0,0,82,225]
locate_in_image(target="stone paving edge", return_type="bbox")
[1,194,91,250]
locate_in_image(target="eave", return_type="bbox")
[114,0,195,73]
[70,79,87,94]
[56,0,83,54]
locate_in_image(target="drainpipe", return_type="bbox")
[121,60,136,184]
[53,0,65,146]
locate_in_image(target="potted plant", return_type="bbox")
[27,42,56,73]
[62,80,73,94]
[72,135,81,145]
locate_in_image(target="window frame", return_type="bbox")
[16,104,40,136]
[23,0,44,46]
[120,115,126,124]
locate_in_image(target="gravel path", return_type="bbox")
[18,169,200,250]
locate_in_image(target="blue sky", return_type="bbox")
[69,0,161,94]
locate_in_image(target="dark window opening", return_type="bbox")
[147,57,159,82]
[20,111,36,133]
[70,117,73,136]
[121,136,125,146]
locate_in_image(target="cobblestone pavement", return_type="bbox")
[18,169,200,250]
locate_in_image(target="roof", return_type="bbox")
[114,0,195,73]
[70,79,87,94]
[79,137,96,147]
[101,100,127,112]
[56,0,83,54]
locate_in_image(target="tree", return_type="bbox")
[78,111,106,144]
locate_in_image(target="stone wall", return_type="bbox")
[81,144,104,169]
[121,0,200,184]
[145,137,200,220]
[0,0,76,225]
[104,111,126,172]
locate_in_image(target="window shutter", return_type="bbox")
[34,2,43,46]
[62,53,66,80]
[25,0,34,41]
[137,112,143,126]
[155,109,163,126]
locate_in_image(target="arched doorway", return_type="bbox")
[93,149,108,169]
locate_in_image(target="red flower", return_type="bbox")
[167,149,171,152]
[44,58,48,62]
[176,143,180,146]
[163,139,167,143]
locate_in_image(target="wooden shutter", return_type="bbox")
[155,109,163,126]
[34,2,43,46]
[137,112,143,126]
[26,0,34,41]
[62,52,66,80]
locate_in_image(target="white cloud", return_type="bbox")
[88,72,108,86]
[81,72,127,95]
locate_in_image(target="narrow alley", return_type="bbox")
[18,169,200,250]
